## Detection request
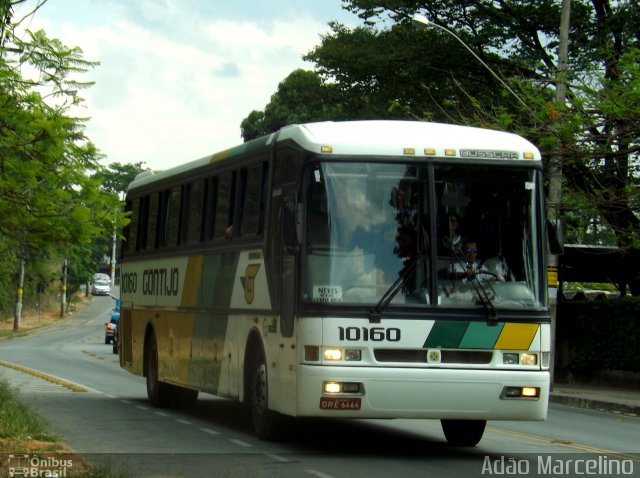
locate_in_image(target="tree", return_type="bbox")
[92,161,146,196]
[300,0,640,294]
[241,69,345,140]
[0,1,126,319]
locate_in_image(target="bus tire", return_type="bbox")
[441,419,486,447]
[145,332,172,408]
[249,350,284,440]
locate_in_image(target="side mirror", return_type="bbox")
[547,219,564,255]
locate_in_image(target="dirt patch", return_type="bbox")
[0,294,91,337]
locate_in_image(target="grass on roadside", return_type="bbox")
[1,358,129,477]
[0,377,59,452]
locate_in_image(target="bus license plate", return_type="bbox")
[319,397,361,410]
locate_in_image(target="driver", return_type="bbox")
[449,239,501,281]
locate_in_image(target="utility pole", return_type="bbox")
[60,258,68,317]
[13,257,24,331]
[111,224,117,286]
[548,0,571,387]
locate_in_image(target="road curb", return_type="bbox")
[0,360,87,393]
[550,393,640,416]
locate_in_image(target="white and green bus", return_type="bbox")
[119,120,553,446]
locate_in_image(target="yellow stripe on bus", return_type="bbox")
[182,255,204,307]
[494,323,539,350]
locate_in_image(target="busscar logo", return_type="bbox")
[460,149,519,160]
[240,264,261,304]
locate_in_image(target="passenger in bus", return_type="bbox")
[448,239,504,282]
[440,213,464,257]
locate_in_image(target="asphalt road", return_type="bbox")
[1,295,638,477]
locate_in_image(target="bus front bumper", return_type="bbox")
[296,365,549,420]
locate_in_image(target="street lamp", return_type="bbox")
[411,14,528,109]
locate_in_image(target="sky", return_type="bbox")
[15,0,359,171]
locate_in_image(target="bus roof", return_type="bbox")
[279,120,541,159]
[128,120,540,192]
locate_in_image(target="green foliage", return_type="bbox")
[557,297,640,373]
[92,161,146,195]
[0,378,53,443]
[240,0,640,292]
[0,12,127,316]
[241,69,345,140]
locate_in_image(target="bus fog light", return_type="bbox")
[521,353,537,365]
[305,346,320,362]
[503,353,519,365]
[501,386,540,399]
[324,349,343,361]
[344,349,361,361]
[342,382,361,393]
[323,381,342,394]
[503,386,521,398]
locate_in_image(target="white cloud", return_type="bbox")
[15,0,356,170]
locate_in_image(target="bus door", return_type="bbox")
[267,148,300,411]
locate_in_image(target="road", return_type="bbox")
[1,295,638,477]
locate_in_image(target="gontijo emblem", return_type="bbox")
[241,264,261,304]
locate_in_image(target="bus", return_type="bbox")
[119,120,553,446]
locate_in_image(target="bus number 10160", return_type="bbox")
[338,327,401,342]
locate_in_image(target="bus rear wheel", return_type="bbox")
[249,352,285,440]
[441,419,486,447]
[146,333,172,408]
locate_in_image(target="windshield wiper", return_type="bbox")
[468,273,497,324]
[369,256,423,323]
[449,252,497,324]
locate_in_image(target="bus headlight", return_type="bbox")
[344,349,361,361]
[324,349,343,361]
[520,353,537,366]
[503,353,519,365]
[502,352,537,365]
[323,348,362,361]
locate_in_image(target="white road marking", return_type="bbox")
[228,438,252,447]
[200,428,220,436]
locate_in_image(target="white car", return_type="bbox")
[91,278,111,296]
[92,273,111,285]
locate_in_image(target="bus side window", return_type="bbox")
[213,171,236,240]
[146,193,160,250]
[239,161,268,237]
[162,186,182,247]
[122,198,139,255]
[205,176,218,241]
[186,179,207,244]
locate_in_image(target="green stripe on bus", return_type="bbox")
[424,321,537,350]
[211,135,272,163]
[458,321,505,349]
[199,253,239,308]
[424,321,469,348]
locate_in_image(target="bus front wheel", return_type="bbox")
[249,352,284,440]
[441,419,486,447]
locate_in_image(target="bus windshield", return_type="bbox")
[302,161,544,310]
